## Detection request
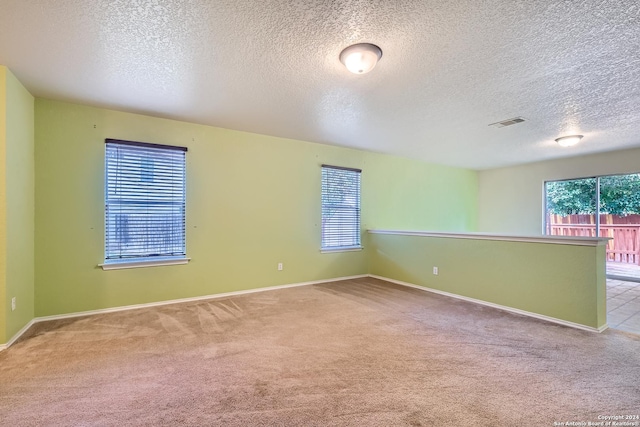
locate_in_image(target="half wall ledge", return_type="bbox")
[367,229,610,246]
[367,229,608,331]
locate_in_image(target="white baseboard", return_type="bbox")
[0,274,368,351]
[35,274,368,323]
[0,318,37,351]
[369,274,608,333]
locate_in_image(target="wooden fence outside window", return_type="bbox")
[548,214,640,264]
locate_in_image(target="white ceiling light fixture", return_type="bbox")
[555,135,584,147]
[339,43,383,74]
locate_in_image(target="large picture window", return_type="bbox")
[321,165,362,251]
[104,139,187,265]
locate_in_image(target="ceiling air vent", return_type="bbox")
[489,117,526,128]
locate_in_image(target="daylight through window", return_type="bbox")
[321,165,362,251]
[104,139,187,263]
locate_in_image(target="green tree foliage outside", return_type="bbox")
[546,174,640,216]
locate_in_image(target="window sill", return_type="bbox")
[99,258,191,270]
[320,246,363,254]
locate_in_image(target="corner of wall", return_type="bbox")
[1,67,35,345]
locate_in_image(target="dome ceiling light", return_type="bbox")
[555,135,584,147]
[339,43,383,74]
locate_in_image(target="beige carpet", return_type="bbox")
[1,277,638,426]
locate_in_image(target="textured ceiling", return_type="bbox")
[1,0,639,169]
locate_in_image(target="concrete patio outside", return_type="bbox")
[606,261,640,281]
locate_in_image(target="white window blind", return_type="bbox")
[105,139,187,263]
[321,165,362,250]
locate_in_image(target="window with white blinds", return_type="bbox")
[321,165,362,250]
[104,139,187,263]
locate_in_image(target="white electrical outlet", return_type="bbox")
[11,297,16,311]
[278,263,283,271]
[433,267,439,275]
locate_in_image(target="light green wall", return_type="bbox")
[34,99,478,317]
[478,147,640,234]
[0,67,35,343]
[362,154,477,232]
[369,233,607,329]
